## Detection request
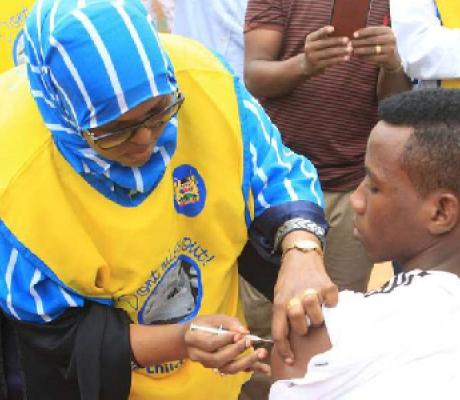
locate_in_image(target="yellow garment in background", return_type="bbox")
[435,0,460,88]
[0,1,35,73]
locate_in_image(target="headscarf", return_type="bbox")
[24,0,178,198]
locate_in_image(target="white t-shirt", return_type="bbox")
[270,270,460,400]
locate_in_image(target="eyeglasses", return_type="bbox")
[84,90,185,149]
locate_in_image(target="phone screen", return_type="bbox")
[330,0,372,38]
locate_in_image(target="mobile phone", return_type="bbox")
[330,0,372,38]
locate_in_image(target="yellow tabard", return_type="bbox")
[0,36,252,399]
[435,0,460,88]
[0,1,35,73]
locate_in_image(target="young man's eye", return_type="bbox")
[365,182,378,193]
[363,177,378,193]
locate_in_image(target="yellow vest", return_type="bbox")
[0,1,35,73]
[435,0,460,88]
[0,35,252,399]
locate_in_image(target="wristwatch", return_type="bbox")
[281,239,324,261]
[273,218,326,253]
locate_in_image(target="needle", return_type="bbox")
[189,323,274,344]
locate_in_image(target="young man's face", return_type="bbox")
[350,121,431,264]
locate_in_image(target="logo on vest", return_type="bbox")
[173,165,206,217]
[138,255,203,325]
[137,255,203,377]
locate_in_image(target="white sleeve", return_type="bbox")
[270,291,375,400]
[390,0,460,80]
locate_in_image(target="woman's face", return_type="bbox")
[84,94,172,167]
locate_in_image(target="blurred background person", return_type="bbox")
[142,0,176,33]
[244,0,409,295]
[173,0,247,80]
[390,0,460,89]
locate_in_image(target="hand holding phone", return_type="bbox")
[301,26,352,77]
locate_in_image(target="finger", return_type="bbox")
[252,361,271,376]
[352,35,395,49]
[219,348,268,375]
[306,25,335,41]
[189,339,249,369]
[321,283,339,307]
[186,329,237,352]
[306,36,350,53]
[287,297,309,335]
[301,289,324,327]
[353,26,392,39]
[354,54,395,65]
[353,45,395,58]
[313,45,352,62]
[315,54,351,69]
[272,300,294,364]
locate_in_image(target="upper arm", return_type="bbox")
[244,0,286,64]
[245,28,284,64]
[236,80,324,217]
[271,325,332,381]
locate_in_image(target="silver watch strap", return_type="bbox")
[273,218,326,253]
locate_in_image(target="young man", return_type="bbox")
[270,88,460,399]
[0,1,337,399]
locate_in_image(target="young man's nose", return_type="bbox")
[350,182,365,214]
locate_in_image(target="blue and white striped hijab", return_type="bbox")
[24,0,177,196]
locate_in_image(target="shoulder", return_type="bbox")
[0,66,51,196]
[160,34,232,77]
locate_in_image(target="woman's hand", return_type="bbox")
[184,315,269,375]
[272,231,338,366]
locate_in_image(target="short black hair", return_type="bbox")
[379,89,460,196]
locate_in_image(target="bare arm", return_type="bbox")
[244,26,352,98]
[130,323,188,366]
[377,67,411,100]
[352,26,411,100]
[271,325,331,381]
[244,28,306,98]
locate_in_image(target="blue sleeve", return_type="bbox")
[0,224,85,324]
[238,82,324,214]
[234,79,327,244]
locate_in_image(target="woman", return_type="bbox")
[0,0,335,399]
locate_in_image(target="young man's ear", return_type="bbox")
[427,192,459,235]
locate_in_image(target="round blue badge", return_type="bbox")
[172,165,206,217]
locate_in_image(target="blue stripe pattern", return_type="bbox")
[0,0,324,323]
[25,0,178,200]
